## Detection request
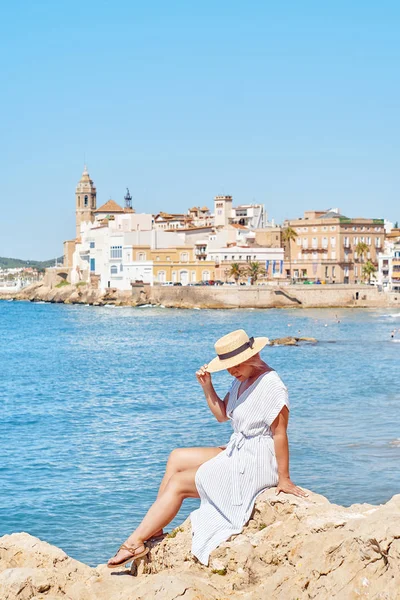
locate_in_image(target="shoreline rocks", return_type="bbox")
[1,489,400,599]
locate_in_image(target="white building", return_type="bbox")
[377,241,400,291]
[208,246,284,275]
[231,204,266,229]
[72,213,183,291]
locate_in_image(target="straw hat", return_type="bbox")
[206,329,270,373]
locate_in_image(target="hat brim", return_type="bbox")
[206,337,270,373]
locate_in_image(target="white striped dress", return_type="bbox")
[190,370,289,566]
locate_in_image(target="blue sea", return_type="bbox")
[1,300,399,566]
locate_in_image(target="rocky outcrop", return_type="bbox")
[269,336,318,345]
[0,282,151,307]
[1,490,400,599]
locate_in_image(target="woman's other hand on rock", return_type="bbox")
[196,364,212,389]
[276,477,308,498]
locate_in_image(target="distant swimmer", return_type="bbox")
[391,330,396,339]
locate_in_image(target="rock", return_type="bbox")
[2,491,400,599]
[269,336,318,345]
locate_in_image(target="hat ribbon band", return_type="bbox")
[217,337,255,361]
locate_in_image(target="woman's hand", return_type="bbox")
[196,364,212,389]
[276,477,308,498]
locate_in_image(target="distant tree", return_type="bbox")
[355,241,368,262]
[246,262,265,285]
[228,263,243,283]
[282,226,298,281]
[362,260,377,283]
[395,221,399,229]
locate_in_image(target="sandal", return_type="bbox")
[107,543,149,569]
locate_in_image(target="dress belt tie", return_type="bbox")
[226,431,265,506]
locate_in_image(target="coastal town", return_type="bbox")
[1,165,399,301]
[65,166,400,292]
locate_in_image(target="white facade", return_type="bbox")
[377,241,400,291]
[231,204,266,229]
[72,220,186,291]
[209,246,285,276]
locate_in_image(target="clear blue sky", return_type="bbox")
[0,0,399,259]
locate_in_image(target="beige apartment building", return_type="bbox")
[284,210,385,283]
[131,244,216,284]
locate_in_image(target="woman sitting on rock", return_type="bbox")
[108,329,306,568]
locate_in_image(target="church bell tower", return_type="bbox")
[75,166,97,239]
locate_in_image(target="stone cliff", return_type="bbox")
[1,489,400,600]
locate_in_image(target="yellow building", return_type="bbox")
[131,244,216,284]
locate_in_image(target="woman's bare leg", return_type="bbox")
[157,447,223,498]
[108,467,199,566]
[147,446,223,539]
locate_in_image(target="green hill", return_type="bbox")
[0,256,64,270]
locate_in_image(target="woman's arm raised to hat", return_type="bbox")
[196,365,229,423]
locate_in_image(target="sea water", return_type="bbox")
[0,301,399,565]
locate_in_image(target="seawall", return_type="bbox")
[1,281,399,309]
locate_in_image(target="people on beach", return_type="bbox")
[107,329,306,569]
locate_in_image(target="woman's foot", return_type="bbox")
[107,541,147,568]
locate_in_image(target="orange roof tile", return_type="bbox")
[95,199,124,213]
[231,224,249,230]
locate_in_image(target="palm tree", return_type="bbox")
[362,260,377,283]
[246,262,265,285]
[282,226,298,281]
[228,262,243,284]
[355,241,368,263]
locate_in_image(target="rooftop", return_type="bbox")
[95,199,124,213]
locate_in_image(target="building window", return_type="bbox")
[331,226,336,231]
[90,258,95,272]
[89,241,95,249]
[110,246,122,259]
[332,266,336,277]
[325,266,328,278]
[111,265,118,275]
[137,252,146,261]
[84,195,88,207]
[330,237,336,248]
[180,252,189,262]
[158,271,166,283]
[202,270,210,281]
